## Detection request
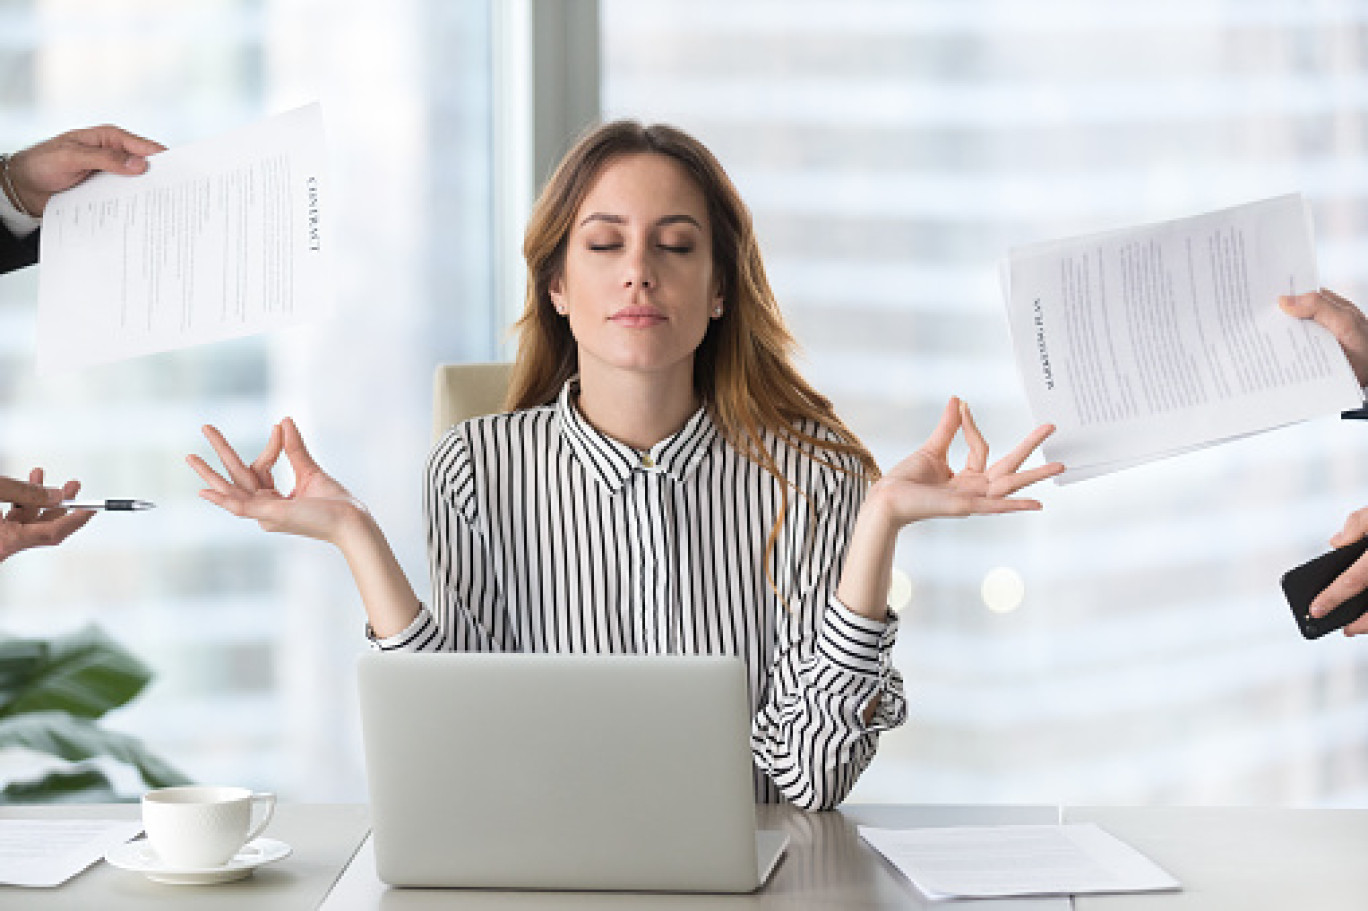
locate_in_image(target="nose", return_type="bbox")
[623,243,655,290]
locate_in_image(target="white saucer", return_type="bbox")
[105,837,292,885]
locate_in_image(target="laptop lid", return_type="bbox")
[357,652,783,892]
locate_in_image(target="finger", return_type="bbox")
[1278,289,1354,328]
[186,453,236,495]
[43,510,94,543]
[198,488,282,527]
[11,510,93,550]
[30,474,82,524]
[1323,287,1358,310]
[198,488,248,517]
[0,474,61,508]
[1345,614,1368,637]
[1277,291,1320,316]
[1330,508,1368,549]
[990,461,1066,497]
[1310,553,1368,617]
[1279,289,1368,382]
[250,423,285,488]
[959,401,989,473]
[51,127,163,176]
[989,424,1056,477]
[68,124,167,159]
[969,496,1044,515]
[6,468,49,523]
[200,424,261,491]
[280,417,323,476]
[921,398,962,458]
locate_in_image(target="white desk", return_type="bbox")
[7,803,1368,909]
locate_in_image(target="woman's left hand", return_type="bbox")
[867,397,1064,530]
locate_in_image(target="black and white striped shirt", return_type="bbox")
[377,379,907,810]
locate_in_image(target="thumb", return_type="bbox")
[73,144,148,176]
[1279,292,1317,316]
[1331,508,1368,549]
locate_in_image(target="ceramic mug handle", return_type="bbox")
[245,791,276,843]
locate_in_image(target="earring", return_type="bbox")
[712,306,723,317]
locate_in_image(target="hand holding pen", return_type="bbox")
[0,468,94,563]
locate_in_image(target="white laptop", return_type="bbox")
[356,652,789,892]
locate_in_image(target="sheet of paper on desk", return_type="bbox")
[36,103,331,374]
[1001,193,1361,483]
[859,823,1180,900]
[0,818,143,887]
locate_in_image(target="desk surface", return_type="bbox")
[6,803,1368,910]
[0,803,369,910]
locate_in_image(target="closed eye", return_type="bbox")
[659,244,693,254]
[587,242,623,252]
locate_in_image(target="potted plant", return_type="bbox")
[0,624,190,802]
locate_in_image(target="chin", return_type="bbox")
[588,346,694,377]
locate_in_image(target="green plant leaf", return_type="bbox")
[0,768,122,804]
[0,626,151,720]
[0,712,191,795]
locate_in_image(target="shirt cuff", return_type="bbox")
[368,606,438,651]
[0,180,39,237]
[816,595,899,678]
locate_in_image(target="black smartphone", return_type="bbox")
[1281,537,1368,639]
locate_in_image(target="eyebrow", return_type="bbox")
[578,212,703,230]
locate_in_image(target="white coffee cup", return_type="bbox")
[142,785,276,869]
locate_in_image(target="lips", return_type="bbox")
[610,306,667,327]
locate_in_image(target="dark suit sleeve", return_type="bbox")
[0,223,39,275]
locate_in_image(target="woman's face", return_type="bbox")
[550,152,723,386]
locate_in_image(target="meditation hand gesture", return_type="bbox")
[868,397,1063,527]
[187,417,365,545]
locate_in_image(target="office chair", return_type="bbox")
[432,362,514,442]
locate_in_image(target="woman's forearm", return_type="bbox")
[835,493,899,622]
[335,508,423,639]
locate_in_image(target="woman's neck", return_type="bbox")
[575,361,700,451]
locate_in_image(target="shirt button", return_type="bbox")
[640,453,655,468]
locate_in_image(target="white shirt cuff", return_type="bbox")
[0,180,39,238]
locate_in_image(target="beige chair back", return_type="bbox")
[432,362,514,442]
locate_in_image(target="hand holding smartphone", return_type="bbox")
[1281,537,1368,639]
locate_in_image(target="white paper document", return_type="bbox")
[0,818,143,887]
[1002,194,1361,482]
[860,823,1180,900]
[37,103,331,373]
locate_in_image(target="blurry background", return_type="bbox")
[3,0,1368,805]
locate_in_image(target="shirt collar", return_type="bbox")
[555,378,719,492]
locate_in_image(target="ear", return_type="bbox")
[710,276,725,318]
[548,273,567,315]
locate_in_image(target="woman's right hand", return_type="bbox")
[187,417,366,545]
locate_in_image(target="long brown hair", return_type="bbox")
[509,121,880,588]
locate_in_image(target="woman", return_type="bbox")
[189,121,1062,809]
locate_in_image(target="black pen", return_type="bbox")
[59,499,155,511]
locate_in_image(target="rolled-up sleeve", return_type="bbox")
[750,469,908,811]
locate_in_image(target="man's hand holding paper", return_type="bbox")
[1003,194,1362,483]
[36,104,331,374]
[1280,288,1368,385]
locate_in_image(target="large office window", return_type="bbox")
[602,1,1368,805]
[0,0,495,799]
[8,0,1368,809]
